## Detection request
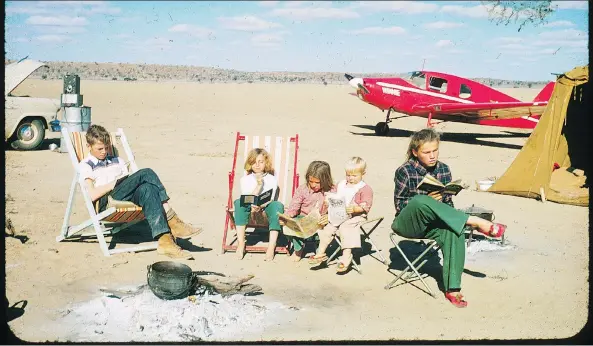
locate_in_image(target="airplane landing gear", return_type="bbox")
[375,122,389,136]
[375,108,393,136]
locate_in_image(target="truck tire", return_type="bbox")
[10,119,46,150]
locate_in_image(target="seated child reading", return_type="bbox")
[391,128,506,308]
[310,157,374,273]
[233,148,284,261]
[282,160,336,262]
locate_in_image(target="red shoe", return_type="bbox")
[445,292,468,308]
[478,223,506,238]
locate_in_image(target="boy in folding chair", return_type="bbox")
[79,124,202,259]
[391,128,506,308]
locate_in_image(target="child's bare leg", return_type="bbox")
[341,248,353,264]
[265,230,279,261]
[236,225,246,260]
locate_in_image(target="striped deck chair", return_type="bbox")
[56,127,157,257]
[222,132,299,255]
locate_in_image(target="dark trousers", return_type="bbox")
[98,168,170,239]
[391,195,469,291]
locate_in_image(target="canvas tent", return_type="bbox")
[488,65,589,207]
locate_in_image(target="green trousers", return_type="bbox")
[391,195,469,291]
[286,215,319,252]
[233,200,284,231]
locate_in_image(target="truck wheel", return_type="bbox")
[10,119,46,150]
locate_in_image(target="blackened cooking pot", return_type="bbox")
[147,261,195,300]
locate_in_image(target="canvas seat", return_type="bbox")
[324,216,389,274]
[56,127,157,257]
[384,230,442,297]
[222,131,299,255]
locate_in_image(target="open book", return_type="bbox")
[277,211,321,239]
[326,193,349,226]
[417,174,467,196]
[240,189,273,207]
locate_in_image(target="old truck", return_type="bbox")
[5,59,61,150]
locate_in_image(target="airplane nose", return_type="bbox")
[349,77,363,89]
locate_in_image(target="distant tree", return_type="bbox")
[481,1,556,32]
[527,82,533,88]
[41,75,47,80]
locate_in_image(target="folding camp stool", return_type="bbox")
[325,216,389,274]
[459,205,505,247]
[384,232,441,297]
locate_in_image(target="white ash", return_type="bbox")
[466,238,516,256]
[54,288,293,342]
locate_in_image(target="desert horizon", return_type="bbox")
[6,59,553,88]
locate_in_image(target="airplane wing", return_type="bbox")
[412,101,547,121]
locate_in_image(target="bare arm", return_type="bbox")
[84,178,117,202]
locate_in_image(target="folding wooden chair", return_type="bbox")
[56,127,158,257]
[222,131,299,255]
[325,216,390,274]
[384,232,441,297]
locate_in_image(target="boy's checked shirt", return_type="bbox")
[393,159,454,215]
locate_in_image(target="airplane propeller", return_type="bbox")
[345,73,368,94]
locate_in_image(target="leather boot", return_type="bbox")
[156,233,193,259]
[168,214,203,239]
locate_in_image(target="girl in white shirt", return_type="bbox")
[234,148,285,261]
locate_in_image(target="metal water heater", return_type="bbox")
[59,74,91,153]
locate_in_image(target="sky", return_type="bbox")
[4,0,589,81]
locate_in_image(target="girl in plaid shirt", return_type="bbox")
[391,128,507,308]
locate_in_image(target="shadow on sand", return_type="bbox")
[385,239,486,297]
[349,125,530,150]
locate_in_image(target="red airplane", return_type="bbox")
[345,71,556,135]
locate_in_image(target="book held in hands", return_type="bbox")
[277,208,322,239]
[417,174,467,196]
[240,189,273,207]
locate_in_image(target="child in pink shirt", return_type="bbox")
[310,157,374,273]
[283,160,336,262]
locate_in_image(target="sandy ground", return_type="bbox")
[5,80,590,342]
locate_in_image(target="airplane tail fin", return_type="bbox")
[533,81,555,102]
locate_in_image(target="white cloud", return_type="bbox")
[218,16,282,31]
[493,37,523,44]
[349,26,406,35]
[540,48,560,55]
[26,15,89,26]
[435,39,452,48]
[552,1,588,10]
[497,43,525,50]
[36,34,72,43]
[423,21,464,29]
[532,39,587,48]
[251,32,286,47]
[168,24,215,39]
[8,1,121,16]
[355,1,438,14]
[269,6,359,20]
[538,29,587,40]
[542,20,575,27]
[34,26,87,34]
[258,1,279,7]
[441,4,489,18]
[123,37,174,52]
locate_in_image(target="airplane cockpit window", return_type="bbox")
[406,71,427,89]
[459,84,472,99]
[429,76,448,93]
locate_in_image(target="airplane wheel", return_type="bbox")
[375,122,389,136]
